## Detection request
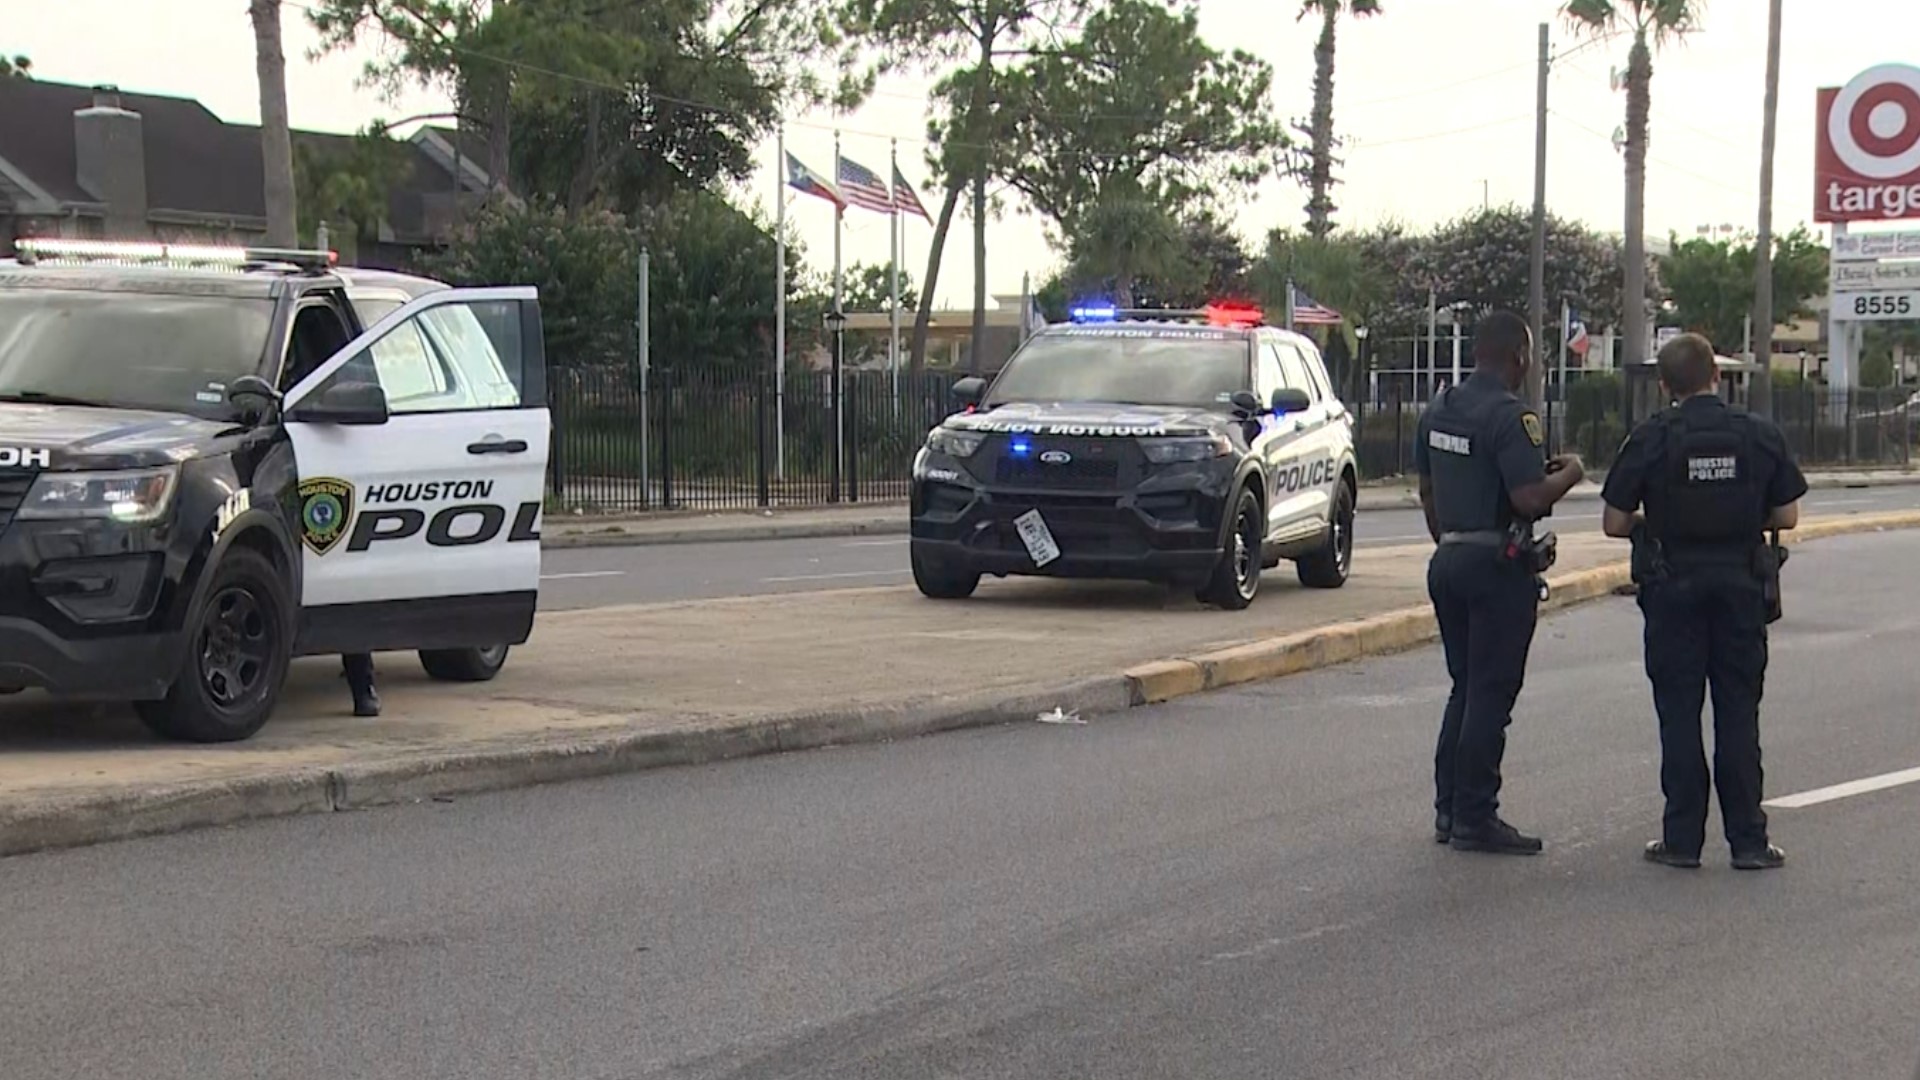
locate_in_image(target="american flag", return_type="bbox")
[837,156,894,215]
[892,165,932,222]
[1290,285,1343,326]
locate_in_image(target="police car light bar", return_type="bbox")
[1065,303,1266,328]
[13,238,338,272]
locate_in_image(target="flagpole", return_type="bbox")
[1558,298,1571,451]
[774,124,787,483]
[833,131,845,501]
[1284,276,1296,331]
[889,139,901,410]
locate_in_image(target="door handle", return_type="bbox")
[467,438,529,455]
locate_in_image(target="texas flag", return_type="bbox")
[1567,307,1591,357]
[785,152,845,209]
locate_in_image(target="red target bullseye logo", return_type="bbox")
[1817,64,1920,223]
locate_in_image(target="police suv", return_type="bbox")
[909,303,1358,609]
[0,239,549,742]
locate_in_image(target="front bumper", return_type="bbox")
[911,450,1235,583]
[0,510,182,699]
[0,617,179,699]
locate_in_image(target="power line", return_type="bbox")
[1549,108,1754,197]
[1346,113,1532,151]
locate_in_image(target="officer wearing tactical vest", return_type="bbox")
[1416,311,1586,856]
[1602,332,1806,871]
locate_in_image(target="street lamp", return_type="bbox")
[1355,325,1372,405]
[823,308,848,502]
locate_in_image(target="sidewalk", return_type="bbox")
[544,468,1920,549]
[6,510,1918,855]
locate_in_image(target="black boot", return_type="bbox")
[1448,816,1543,856]
[1433,812,1453,844]
[352,682,381,718]
[1731,843,1785,871]
[1643,840,1702,869]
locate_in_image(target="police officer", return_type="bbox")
[1415,311,1586,855]
[1601,332,1805,871]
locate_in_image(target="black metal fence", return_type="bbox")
[548,367,961,512]
[549,369,1915,514]
[1352,379,1913,479]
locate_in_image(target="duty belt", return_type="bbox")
[1438,530,1507,546]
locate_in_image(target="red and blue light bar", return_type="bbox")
[1065,301,1266,327]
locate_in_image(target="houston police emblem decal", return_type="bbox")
[297,477,355,555]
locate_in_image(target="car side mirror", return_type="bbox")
[226,374,281,426]
[1230,390,1263,416]
[1271,387,1313,416]
[952,376,987,408]
[288,381,390,426]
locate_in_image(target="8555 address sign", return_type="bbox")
[1837,290,1920,321]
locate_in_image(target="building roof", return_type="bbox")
[0,78,491,242]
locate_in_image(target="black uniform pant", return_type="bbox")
[1428,543,1539,825]
[343,653,375,696]
[1637,565,1770,855]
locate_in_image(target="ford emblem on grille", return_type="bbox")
[1039,450,1072,464]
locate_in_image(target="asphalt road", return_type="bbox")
[7,531,1920,1080]
[537,482,1920,608]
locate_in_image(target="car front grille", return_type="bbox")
[971,436,1141,491]
[0,472,32,532]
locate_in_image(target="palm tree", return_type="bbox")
[1750,0,1783,418]
[1067,181,1192,308]
[1299,0,1383,239]
[249,0,298,247]
[1562,0,1703,369]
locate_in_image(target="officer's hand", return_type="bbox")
[1546,453,1584,479]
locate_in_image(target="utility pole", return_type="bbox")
[1527,21,1551,411]
[1750,0,1784,420]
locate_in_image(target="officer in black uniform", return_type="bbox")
[1416,311,1586,855]
[1601,332,1805,871]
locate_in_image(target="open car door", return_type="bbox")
[281,286,548,656]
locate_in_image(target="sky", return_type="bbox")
[9,0,1919,308]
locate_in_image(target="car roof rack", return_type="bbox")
[12,238,338,274]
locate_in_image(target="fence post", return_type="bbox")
[847,374,862,503]
[549,367,568,502]
[658,366,675,510]
[1394,387,1405,476]
[755,372,771,508]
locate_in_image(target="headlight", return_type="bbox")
[1140,435,1232,464]
[927,428,986,458]
[17,467,179,523]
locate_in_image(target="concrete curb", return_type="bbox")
[542,473,1920,549]
[7,510,1918,859]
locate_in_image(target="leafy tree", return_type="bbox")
[1,53,29,78]
[309,0,860,206]
[294,125,412,259]
[1659,225,1827,354]
[1135,211,1253,308]
[427,198,639,366]
[841,262,920,313]
[1420,205,1633,333]
[250,0,298,246]
[1562,0,1704,371]
[1249,228,1390,396]
[1061,178,1194,307]
[1295,0,1382,238]
[1005,0,1281,240]
[843,0,1085,372]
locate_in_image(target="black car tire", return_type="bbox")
[1197,487,1263,611]
[420,644,511,682]
[135,548,292,743]
[912,546,980,599]
[1296,480,1355,589]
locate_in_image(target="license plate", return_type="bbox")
[1013,509,1061,567]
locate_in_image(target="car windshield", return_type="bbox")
[985,331,1250,410]
[0,288,273,419]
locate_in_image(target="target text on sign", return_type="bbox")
[1816,65,1920,224]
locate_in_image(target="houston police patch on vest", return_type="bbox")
[1660,410,1763,545]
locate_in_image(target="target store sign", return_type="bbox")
[1817,65,1920,223]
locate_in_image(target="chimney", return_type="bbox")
[73,84,149,237]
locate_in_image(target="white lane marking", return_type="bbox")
[541,570,627,581]
[1764,766,1920,809]
[1809,496,1877,507]
[762,569,912,583]
[844,538,911,547]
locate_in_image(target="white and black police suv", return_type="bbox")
[909,302,1358,609]
[0,239,550,742]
